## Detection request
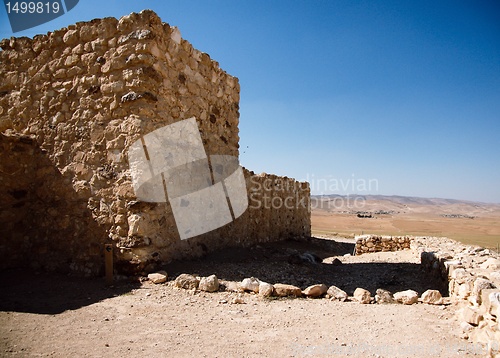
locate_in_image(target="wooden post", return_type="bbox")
[105,244,113,285]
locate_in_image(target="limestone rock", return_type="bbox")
[240,277,260,293]
[375,289,396,304]
[353,288,372,304]
[258,282,274,297]
[174,274,199,289]
[461,306,483,326]
[302,284,328,298]
[480,258,500,270]
[394,290,419,305]
[148,271,167,284]
[421,289,443,305]
[199,274,219,292]
[273,283,302,297]
[327,285,348,302]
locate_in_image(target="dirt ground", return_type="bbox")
[0,236,488,357]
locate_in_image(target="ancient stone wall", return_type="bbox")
[0,10,310,275]
[413,237,500,349]
[355,235,412,254]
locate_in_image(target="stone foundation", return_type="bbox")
[415,237,500,353]
[0,10,310,275]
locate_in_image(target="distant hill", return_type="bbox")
[311,194,500,216]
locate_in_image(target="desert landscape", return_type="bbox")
[312,195,500,249]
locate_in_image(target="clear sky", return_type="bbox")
[1,1,499,203]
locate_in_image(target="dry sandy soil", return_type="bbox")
[0,236,488,357]
[312,195,500,249]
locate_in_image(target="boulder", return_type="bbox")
[174,273,199,289]
[394,290,419,305]
[461,306,483,326]
[375,289,396,304]
[353,288,372,304]
[240,277,260,293]
[327,285,348,302]
[273,283,302,297]
[199,274,219,292]
[147,271,167,284]
[258,282,274,297]
[480,258,500,270]
[302,284,328,298]
[421,289,443,305]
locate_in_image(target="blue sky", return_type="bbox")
[1,1,499,202]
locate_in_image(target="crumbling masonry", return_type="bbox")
[0,10,310,275]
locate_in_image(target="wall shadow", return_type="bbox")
[0,269,140,315]
[164,237,448,296]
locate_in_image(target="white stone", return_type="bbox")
[199,275,219,292]
[480,258,500,270]
[302,284,328,298]
[258,282,274,297]
[240,277,260,293]
[421,289,442,304]
[327,286,348,302]
[174,273,199,289]
[353,288,372,304]
[148,271,167,284]
[394,290,419,305]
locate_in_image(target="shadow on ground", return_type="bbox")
[164,236,448,296]
[0,269,140,315]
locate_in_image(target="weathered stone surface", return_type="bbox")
[421,289,442,305]
[302,284,328,298]
[199,274,219,292]
[258,282,274,297]
[462,307,483,326]
[394,290,419,305]
[353,288,372,304]
[375,289,396,304]
[327,285,348,302]
[241,277,260,293]
[174,274,199,290]
[355,235,412,255]
[147,271,167,284]
[273,283,302,297]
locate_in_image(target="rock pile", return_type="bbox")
[414,236,500,351]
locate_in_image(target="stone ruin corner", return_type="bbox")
[0,10,311,276]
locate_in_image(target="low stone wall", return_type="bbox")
[355,235,412,255]
[416,237,500,352]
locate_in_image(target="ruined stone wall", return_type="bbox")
[355,235,412,254]
[0,10,310,275]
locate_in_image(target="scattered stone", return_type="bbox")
[258,282,274,298]
[375,289,396,304]
[302,284,328,298]
[273,283,302,297]
[240,277,260,293]
[198,274,219,292]
[353,288,372,304]
[174,274,199,290]
[394,290,419,305]
[231,294,246,304]
[327,285,348,302]
[147,271,167,284]
[421,289,443,305]
[461,306,483,326]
